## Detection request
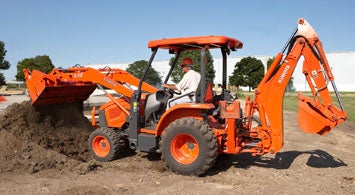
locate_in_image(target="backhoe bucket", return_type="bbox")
[24,69,97,105]
[297,92,347,135]
[0,96,6,102]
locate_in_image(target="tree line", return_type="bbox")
[0,40,294,91]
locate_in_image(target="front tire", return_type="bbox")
[160,118,218,176]
[89,127,121,161]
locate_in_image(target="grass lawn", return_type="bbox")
[239,91,354,122]
[283,93,353,122]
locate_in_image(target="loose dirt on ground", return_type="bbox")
[0,100,354,194]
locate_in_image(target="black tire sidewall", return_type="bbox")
[162,118,216,175]
[89,128,120,162]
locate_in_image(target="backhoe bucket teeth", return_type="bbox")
[297,92,346,135]
[24,69,97,105]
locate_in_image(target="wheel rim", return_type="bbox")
[92,135,110,157]
[171,133,199,165]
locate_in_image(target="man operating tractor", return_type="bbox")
[163,57,201,108]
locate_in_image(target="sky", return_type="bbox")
[1,0,355,81]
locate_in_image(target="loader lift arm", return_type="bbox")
[23,66,158,106]
[245,18,347,154]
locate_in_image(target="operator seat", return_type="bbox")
[167,79,214,108]
[195,79,222,117]
[195,79,214,104]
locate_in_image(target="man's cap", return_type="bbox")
[180,57,193,66]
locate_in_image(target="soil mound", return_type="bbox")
[0,101,95,173]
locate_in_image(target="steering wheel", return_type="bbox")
[169,88,181,95]
[163,86,181,96]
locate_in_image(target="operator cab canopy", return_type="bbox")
[148,35,243,52]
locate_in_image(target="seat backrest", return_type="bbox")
[195,79,213,103]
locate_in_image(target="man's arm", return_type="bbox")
[163,83,178,90]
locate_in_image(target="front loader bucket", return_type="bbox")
[24,69,97,105]
[297,92,347,135]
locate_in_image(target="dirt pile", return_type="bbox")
[0,101,95,173]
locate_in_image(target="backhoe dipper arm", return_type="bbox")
[247,18,347,154]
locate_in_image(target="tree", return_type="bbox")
[0,74,5,85]
[0,41,11,85]
[16,55,54,81]
[229,56,264,92]
[267,57,295,92]
[169,50,215,83]
[126,60,162,87]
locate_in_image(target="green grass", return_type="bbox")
[238,91,354,122]
[283,93,354,122]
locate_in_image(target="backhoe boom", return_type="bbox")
[245,18,347,154]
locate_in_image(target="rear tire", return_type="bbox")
[89,127,121,161]
[160,118,218,176]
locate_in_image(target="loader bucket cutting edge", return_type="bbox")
[25,69,97,105]
[30,84,97,105]
[297,93,346,135]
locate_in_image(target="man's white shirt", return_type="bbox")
[176,69,201,95]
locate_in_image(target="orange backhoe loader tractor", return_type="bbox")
[24,18,347,176]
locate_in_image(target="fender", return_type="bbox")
[155,103,215,136]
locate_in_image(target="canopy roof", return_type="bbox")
[148,35,243,52]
